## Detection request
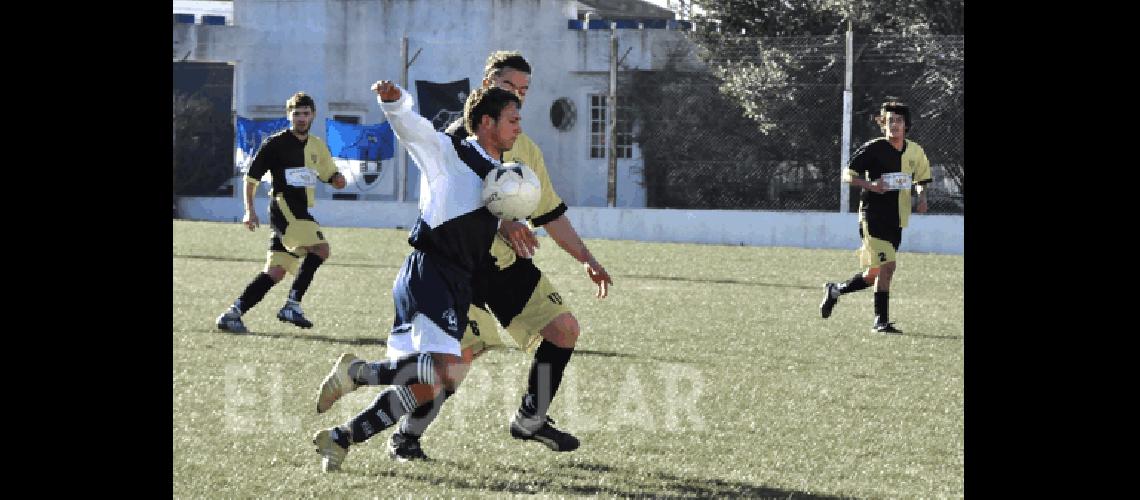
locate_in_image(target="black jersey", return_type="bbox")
[846,138,933,229]
[245,130,338,209]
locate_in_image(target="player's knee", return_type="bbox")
[543,313,579,348]
[314,244,330,260]
[880,262,897,278]
[461,346,476,363]
[266,266,287,282]
[408,383,441,406]
[440,371,466,392]
[432,357,470,392]
[863,268,879,283]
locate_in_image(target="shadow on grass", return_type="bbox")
[373,458,851,498]
[622,273,819,290]
[213,333,688,364]
[175,253,818,290]
[901,332,963,340]
[215,329,387,346]
[206,328,681,361]
[173,254,398,270]
[572,348,696,365]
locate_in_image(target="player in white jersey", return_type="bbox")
[309,81,522,472]
[389,51,614,460]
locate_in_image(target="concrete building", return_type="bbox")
[173,0,963,255]
[173,0,693,207]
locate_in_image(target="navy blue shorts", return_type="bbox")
[391,250,472,344]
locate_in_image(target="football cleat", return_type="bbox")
[387,432,430,462]
[312,428,349,472]
[820,282,840,319]
[277,302,313,329]
[316,353,362,414]
[216,307,247,333]
[873,321,903,335]
[510,414,580,452]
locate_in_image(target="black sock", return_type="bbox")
[348,353,436,386]
[874,291,890,324]
[399,389,454,438]
[519,341,575,418]
[347,386,419,444]
[236,273,276,313]
[288,253,325,302]
[839,272,871,295]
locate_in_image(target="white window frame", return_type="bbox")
[588,93,634,159]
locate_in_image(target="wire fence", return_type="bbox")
[624,33,963,213]
[174,27,963,213]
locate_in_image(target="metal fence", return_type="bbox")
[624,32,963,213]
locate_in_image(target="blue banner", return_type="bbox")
[234,116,289,174]
[324,119,395,161]
[325,119,397,193]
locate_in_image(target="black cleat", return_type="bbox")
[873,322,903,335]
[387,432,430,462]
[820,282,840,319]
[510,415,580,452]
[277,303,314,329]
[216,307,248,333]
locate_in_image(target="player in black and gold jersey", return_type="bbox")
[216,92,346,333]
[820,100,932,334]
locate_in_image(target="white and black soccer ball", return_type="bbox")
[482,161,541,221]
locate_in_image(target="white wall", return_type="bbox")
[176,0,693,207]
[176,196,963,255]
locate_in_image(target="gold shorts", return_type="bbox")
[856,219,901,268]
[270,194,326,252]
[462,263,571,355]
[264,234,308,275]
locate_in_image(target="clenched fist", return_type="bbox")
[371,80,401,102]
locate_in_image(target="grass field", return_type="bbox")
[173,219,963,498]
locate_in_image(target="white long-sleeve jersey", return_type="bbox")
[378,86,500,278]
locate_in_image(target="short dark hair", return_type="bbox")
[483,50,531,79]
[464,87,521,135]
[286,92,316,112]
[877,100,911,131]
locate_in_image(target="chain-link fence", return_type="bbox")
[851,34,964,213]
[624,32,963,213]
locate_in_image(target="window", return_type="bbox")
[589,94,633,159]
[550,98,576,131]
[333,115,361,124]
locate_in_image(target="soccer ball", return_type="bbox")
[482,161,541,221]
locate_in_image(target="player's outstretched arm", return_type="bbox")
[543,215,612,298]
[371,80,446,184]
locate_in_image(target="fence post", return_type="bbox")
[397,36,409,202]
[607,25,618,207]
[839,21,853,213]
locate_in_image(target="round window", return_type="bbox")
[549,98,576,131]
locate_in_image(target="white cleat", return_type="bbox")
[316,353,362,414]
[312,428,349,472]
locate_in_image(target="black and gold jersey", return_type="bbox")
[845,138,932,229]
[245,130,339,208]
[485,132,568,270]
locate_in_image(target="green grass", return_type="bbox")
[173,219,963,499]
